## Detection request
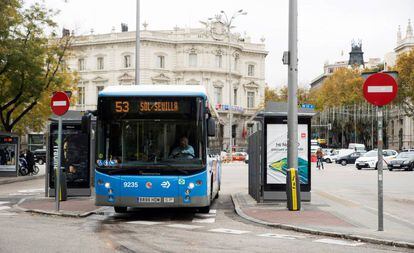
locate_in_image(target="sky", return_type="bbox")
[27,0,413,88]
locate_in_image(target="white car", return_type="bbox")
[355,149,398,170]
[324,149,354,163]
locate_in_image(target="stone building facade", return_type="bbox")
[66,24,267,150]
[385,19,414,150]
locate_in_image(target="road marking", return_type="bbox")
[18,188,44,193]
[166,224,203,230]
[0,201,10,205]
[257,233,305,240]
[0,206,11,211]
[209,228,250,235]
[126,221,164,226]
[314,238,365,247]
[208,209,217,214]
[192,218,216,223]
[0,212,16,216]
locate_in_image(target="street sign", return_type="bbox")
[50,91,70,116]
[363,73,398,106]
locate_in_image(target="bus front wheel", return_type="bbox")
[114,206,127,213]
[198,205,210,214]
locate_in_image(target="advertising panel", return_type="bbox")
[266,124,309,185]
[49,124,90,188]
[0,136,18,172]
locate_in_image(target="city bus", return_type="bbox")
[88,85,221,213]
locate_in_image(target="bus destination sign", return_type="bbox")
[113,100,180,113]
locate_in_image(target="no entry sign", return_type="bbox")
[363,73,398,106]
[50,91,70,116]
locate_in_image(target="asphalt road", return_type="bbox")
[0,162,412,253]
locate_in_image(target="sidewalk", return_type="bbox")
[0,174,44,185]
[16,197,105,217]
[232,192,414,249]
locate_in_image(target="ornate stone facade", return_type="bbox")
[67,25,268,149]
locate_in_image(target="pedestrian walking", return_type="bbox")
[316,148,324,170]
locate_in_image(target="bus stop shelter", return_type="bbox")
[0,131,19,177]
[46,111,95,197]
[248,102,314,202]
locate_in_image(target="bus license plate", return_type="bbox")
[138,197,161,203]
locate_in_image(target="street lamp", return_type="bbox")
[208,10,247,160]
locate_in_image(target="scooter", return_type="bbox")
[18,157,39,176]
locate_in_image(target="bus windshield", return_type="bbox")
[96,97,205,171]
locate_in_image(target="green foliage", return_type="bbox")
[0,1,76,134]
[309,68,364,110]
[265,85,310,105]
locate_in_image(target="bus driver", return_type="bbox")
[170,136,195,159]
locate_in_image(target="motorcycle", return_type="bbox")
[18,157,39,176]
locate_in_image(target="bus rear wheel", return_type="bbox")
[114,206,127,213]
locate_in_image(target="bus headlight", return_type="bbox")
[188,183,195,189]
[104,182,111,189]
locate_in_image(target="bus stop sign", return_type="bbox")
[363,73,397,106]
[51,91,70,116]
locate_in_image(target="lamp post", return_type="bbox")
[135,0,140,85]
[208,10,247,160]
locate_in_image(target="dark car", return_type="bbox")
[388,152,414,171]
[335,152,361,166]
[33,148,46,165]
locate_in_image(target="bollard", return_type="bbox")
[286,168,301,211]
[60,167,67,201]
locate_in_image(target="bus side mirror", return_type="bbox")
[81,114,91,134]
[207,118,216,137]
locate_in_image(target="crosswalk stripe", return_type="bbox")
[209,228,250,235]
[0,206,11,211]
[208,209,217,214]
[192,218,216,223]
[126,221,164,225]
[314,238,365,247]
[166,224,203,230]
[0,201,10,205]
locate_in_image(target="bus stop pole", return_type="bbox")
[287,0,298,171]
[56,116,62,211]
[377,107,383,231]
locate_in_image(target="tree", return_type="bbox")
[395,49,414,116]
[0,1,76,134]
[265,85,310,105]
[309,68,364,110]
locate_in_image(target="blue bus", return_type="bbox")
[89,85,221,213]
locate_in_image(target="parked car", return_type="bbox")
[33,148,46,165]
[335,152,362,166]
[387,152,414,171]
[348,143,366,153]
[231,152,246,161]
[355,149,398,170]
[324,149,354,163]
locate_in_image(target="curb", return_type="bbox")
[13,198,106,218]
[0,174,44,185]
[231,194,414,250]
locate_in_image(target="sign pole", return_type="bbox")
[56,116,62,211]
[377,106,383,231]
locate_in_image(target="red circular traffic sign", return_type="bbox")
[363,73,398,106]
[50,91,70,116]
